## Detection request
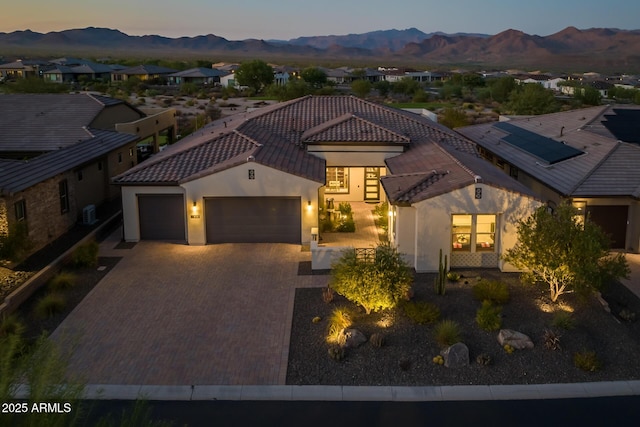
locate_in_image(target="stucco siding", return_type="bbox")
[409,184,542,272]
[181,163,322,245]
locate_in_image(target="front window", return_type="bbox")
[476,214,496,252]
[325,167,349,193]
[452,214,496,252]
[59,180,69,214]
[15,200,26,222]
[452,214,472,252]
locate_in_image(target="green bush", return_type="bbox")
[403,301,440,324]
[0,315,25,337]
[330,243,412,314]
[49,271,77,291]
[552,311,575,330]
[0,221,32,261]
[446,272,461,282]
[472,280,510,304]
[34,293,66,319]
[71,240,99,268]
[336,216,356,232]
[573,351,602,372]
[475,300,502,331]
[434,320,462,347]
[338,202,353,216]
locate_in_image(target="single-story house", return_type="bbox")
[0,93,177,256]
[0,59,48,80]
[457,105,640,252]
[167,68,226,86]
[114,96,541,272]
[111,65,177,83]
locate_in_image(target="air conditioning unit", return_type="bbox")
[82,204,97,225]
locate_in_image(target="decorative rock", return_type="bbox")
[338,328,367,349]
[441,342,469,368]
[497,329,534,350]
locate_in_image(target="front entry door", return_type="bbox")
[364,167,380,202]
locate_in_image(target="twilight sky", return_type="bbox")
[3,0,638,40]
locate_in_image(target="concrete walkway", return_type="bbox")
[319,201,381,248]
[620,253,640,300]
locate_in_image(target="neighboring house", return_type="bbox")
[0,59,48,80]
[457,105,640,252]
[167,68,226,86]
[113,96,541,272]
[111,65,177,83]
[43,62,114,83]
[0,94,177,256]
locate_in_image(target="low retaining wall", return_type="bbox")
[0,212,122,317]
[310,241,349,270]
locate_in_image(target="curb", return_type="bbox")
[12,381,640,402]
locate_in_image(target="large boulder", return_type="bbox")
[441,342,469,368]
[497,329,534,350]
[338,328,367,348]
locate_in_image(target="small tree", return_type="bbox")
[330,243,412,314]
[300,67,327,89]
[503,203,629,302]
[351,79,372,98]
[235,60,274,94]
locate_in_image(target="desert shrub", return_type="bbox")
[475,300,502,331]
[327,306,354,342]
[403,301,440,324]
[330,243,412,314]
[34,293,66,319]
[543,329,562,350]
[472,280,510,304]
[0,221,32,261]
[434,320,461,347]
[0,315,25,337]
[552,311,575,330]
[476,353,492,366]
[369,333,385,348]
[320,215,335,232]
[373,202,388,219]
[49,271,77,291]
[71,240,99,268]
[322,286,334,303]
[446,272,461,282]
[573,350,602,372]
[327,346,345,361]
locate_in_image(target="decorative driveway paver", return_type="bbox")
[50,241,327,385]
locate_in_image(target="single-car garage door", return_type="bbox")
[205,197,301,243]
[586,205,628,249]
[138,194,186,241]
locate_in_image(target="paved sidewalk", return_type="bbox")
[51,235,327,385]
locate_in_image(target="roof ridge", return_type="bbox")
[433,140,478,180]
[570,140,623,195]
[394,170,449,202]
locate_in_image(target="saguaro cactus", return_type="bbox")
[434,248,448,295]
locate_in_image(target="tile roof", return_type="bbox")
[116,65,178,75]
[457,105,640,199]
[114,95,533,203]
[301,113,410,144]
[169,68,226,78]
[0,129,137,195]
[0,93,132,153]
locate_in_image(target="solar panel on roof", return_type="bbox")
[494,122,584,164]
[602,109,640,144]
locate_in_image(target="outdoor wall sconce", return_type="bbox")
[306,200,313,212]
[190,201,200,219]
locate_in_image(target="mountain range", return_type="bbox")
[1,26,639,71]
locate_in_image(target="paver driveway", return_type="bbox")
[51,241,327,385]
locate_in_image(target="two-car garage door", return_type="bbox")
[137,195,301,243]
[205,197,301,243]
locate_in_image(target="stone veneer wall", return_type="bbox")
[9,173,77,255]
[0,199,8,236]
